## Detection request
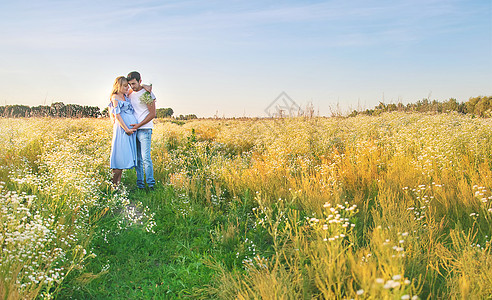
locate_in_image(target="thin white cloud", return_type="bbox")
[1,0,486,51]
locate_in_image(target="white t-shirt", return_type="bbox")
[128,88,156,129]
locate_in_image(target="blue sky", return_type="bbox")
[0,0,491,117]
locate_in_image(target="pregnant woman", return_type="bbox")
[109,76,138,187]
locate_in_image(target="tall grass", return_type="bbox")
[1,112,491,298]
[151,113,492,298]
[0,118,150,299]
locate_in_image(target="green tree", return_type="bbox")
[4,105,30,117]
[156,108,174,118]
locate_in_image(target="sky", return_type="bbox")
[0,0,491,117]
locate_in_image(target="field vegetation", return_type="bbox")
[1,112,491,299]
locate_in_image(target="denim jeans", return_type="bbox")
[136,129,155,188]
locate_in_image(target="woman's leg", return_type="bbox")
[112,169,123,187]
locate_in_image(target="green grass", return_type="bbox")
[59,178,219,299]
[3,115,492,299]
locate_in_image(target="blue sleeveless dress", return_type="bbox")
[109,96,138,169]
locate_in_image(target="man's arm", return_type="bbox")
[132,101,156,129]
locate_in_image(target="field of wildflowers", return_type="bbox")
[1,112,491,299]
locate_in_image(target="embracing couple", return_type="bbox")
[108,71,156,190]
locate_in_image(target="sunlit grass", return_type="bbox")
[1,113,491,299]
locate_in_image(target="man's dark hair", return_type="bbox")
[127,71,141,82]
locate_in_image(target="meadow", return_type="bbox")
[0,112,491,299]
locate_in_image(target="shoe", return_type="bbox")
[148,186,155,191]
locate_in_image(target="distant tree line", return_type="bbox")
[349,96,492,117]
[0,103,178,119]
[176,114,198,120]
[3,96,492,119]
[0,102,101,118]
[155,108,196,120]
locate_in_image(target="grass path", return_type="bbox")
[59,180,218,299]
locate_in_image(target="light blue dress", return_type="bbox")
[109,96,138,169]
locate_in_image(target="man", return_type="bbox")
[127,71,156,190]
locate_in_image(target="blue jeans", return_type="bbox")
[136,129,155,188]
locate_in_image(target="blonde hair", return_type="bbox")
[111,76,128,95]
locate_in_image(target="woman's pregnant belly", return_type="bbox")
[120,111,138,128]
